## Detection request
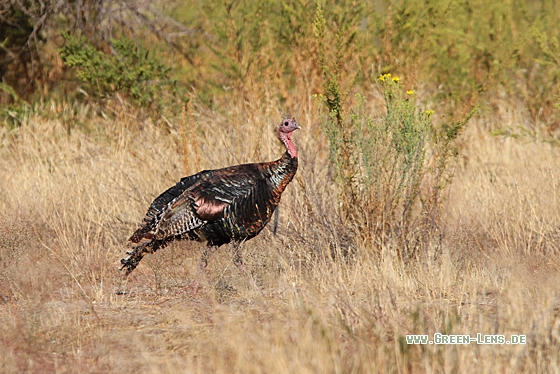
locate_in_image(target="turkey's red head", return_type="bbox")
[278,117,301,134]
[278,117,300,158]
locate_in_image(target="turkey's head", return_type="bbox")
[278,117,300,158]
[279,117,301,134]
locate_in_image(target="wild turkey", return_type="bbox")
[120,117,300,292]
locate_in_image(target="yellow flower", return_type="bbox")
[422,109,435,116]
[392,76,400,82]
[406,90,415,95]
[378,73,392,82]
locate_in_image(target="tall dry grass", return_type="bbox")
[1,90,560,373]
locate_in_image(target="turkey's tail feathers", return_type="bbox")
[121,227,176,275]
[120,223,156,275]
[120,239,152,276]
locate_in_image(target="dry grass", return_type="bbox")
[1,92,559,373]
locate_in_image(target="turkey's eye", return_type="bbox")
[283,121,288,126]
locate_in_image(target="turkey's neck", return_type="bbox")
[266,131,297,196]
[269,151,298,196]
[268,151,298,197]
[280,132,297,158]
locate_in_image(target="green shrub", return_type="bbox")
[314,5,472,255]
[59,32,186,116]
[326,76,471,256]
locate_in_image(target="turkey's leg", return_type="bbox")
[186,245,218,294]
[232,241,261,293]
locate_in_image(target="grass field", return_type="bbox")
[0,90,559,373]
[1,0,560,372]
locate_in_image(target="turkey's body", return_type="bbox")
[121,118,300,292]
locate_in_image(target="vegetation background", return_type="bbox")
[1,0,560,372]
